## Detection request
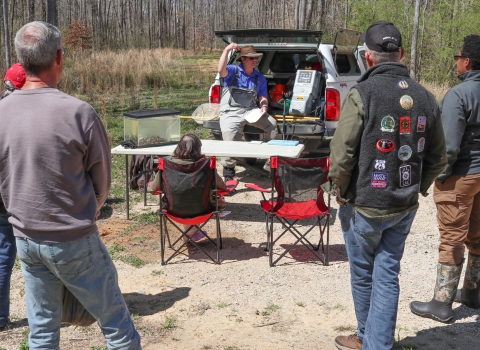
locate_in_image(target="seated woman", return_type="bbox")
[147,134,227,241]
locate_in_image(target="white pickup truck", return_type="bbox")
[201,28,367,157]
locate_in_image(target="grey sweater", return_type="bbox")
[0,88,111,243]
[438,70,480,181]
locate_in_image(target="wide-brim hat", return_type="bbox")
[237,45,263,60]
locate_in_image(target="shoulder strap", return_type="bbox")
[232,66,259,92]
[232,65,239,87]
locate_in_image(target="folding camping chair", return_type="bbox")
[246,156,331,266]
[157,156,223,264]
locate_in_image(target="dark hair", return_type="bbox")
[462,34,480,70]
[173,134,203,160]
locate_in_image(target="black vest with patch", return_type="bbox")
[350,63,437,208]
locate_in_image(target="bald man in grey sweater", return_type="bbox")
[0,22,141,349]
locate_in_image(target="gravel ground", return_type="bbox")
[1,162,479,350]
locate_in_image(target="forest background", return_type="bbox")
[2,0,480,85]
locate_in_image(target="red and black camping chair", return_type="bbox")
[157,156,224,265]
[246,156,331,266]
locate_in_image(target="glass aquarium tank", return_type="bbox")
[123,108,181,147]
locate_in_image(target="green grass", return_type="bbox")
[120,254,146,268]
[133,212,158,225]
[130,313,141,324]
[108,243,126,256]
[107,243,145,267]
[14,256,21,270]
[98,85,214,216]
[162,315,177,329]
[216,301,228,308]
[19,328,30,350]
[296,301,305,307]
[151,269,164,276]
[261,301,281,316]
[265,301,280,313]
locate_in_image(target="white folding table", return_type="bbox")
[111,140,305,219]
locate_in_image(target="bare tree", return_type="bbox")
[28,0,35,22]
[410,0,421,79]
[46,0,58,26]
[3,0,11,68]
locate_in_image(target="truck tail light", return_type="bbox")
[210,85,221,104]
[325,88,340,121]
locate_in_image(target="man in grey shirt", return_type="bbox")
[0,21,141,349]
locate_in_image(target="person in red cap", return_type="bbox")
[0,62,26,330]
[1,63,26,99]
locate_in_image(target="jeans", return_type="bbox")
[0,213,16,327]
[339,203,416,350]
[16,232,141,350]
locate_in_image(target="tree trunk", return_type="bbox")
[46,0,58,26]
[410,0,421,79]
[28,0,34,22]
[3,0,11,68]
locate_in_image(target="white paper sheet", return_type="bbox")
[244,108,265,123]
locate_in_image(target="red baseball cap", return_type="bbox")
[4,63,26,89]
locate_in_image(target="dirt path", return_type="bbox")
[1,163,479,350]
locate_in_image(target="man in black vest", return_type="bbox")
[410,35,480,323]
[322,21,447,350]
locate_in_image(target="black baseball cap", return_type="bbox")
[360,21,402,52]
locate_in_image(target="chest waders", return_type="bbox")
[219,67,259,178]
[220,66,259,114]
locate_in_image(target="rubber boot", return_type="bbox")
[457,253,480,308]
[410,262,463,323]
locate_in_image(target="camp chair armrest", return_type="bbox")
[245,183,271,193]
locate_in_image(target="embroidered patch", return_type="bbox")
[397,80,409,89]
[400,95,414,110]
[376,139,395,153]
[381,116,395,132]
[417,116,426,132]
[399,116,411,134]
[418,137,425,152]
[398,145,412,161]
[375,159,386,170]
[400,165,412,187]
[371,172,388,189]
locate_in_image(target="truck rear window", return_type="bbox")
[269,52,321,74]
[335,54,360,75]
